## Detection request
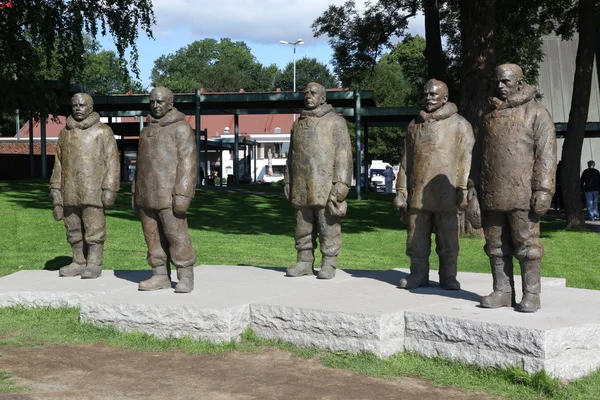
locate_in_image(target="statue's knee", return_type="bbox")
[515,246,543,261]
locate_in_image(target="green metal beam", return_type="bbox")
[355,86,362,201]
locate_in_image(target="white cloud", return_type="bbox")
[150,0,423,44]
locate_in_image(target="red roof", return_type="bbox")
[18,114,294,139]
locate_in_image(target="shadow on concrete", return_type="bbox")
[44,256,71,271]
[113,270,152,284]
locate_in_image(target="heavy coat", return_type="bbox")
[285,103,352,208]
[134,108,197,210]
[50,112,120,207]
[397,102,474,212]
[480,84,557,211]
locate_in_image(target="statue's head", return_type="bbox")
[149,87,174,118]
[494,64,524,101]
[304,82,326,110]
[423,79,449,113]
[71,93,94,122]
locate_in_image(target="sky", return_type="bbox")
[97,0,425,89]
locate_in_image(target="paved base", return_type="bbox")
[1,265,599,380]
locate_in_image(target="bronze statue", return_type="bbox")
[284,82,352,279]
[480,64,557,313]
[50,93,120,279]
[393,79,474,290]
[133,87,198,293]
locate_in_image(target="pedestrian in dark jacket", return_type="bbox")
[581,160,600,220]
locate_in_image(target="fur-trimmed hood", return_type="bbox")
[66,112,100,130]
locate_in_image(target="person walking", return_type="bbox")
[383,165,395,193]
[581,160,600,220]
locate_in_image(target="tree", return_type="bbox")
[312,0,418,86]
[151,38,277,93]
[561,0,597,228]
[274,57,339,91]
[0,0,155,118]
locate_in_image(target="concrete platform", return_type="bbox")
[2,265,599,380]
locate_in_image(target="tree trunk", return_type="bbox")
[423,0,446,80]
[458,0,496,234]
[561,0,597,229]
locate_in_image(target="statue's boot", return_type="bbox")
[286,250,314,277]
[59,242,86,277]
[317,256,337,280]
[516,259,541,313]
[398,257,430,289]
[139,266,172,291]
[480,256,515,308]
[174,267,194,293]
[81,243,103,279]
[439,256,461,290]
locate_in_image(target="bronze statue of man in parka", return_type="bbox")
[394,79,474,290]
[50,93,120,279]
[284,82,353,279]
[480,64,556,313]
[133,87,198,293]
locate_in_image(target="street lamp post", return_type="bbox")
[279,39,304,121]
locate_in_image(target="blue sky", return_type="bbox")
[96,0,425,89]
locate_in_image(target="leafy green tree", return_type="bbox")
[151,38,277,92]
[0,0,155,118]
[274,57,339,91]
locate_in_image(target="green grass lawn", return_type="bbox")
[1,180,599,290]
[2,180,600,399]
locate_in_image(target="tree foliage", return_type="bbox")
[274,57,339,91]
[0,0,155,118]
[151,38,277,93]
[312,0,418,86]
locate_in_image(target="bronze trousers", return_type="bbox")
[406,209,459,259]
[140,208,196,269]
[482,210,543,261]
[64,206,106,245]
[294,207,342,257]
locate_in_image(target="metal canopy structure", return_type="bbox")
[34,87,424,199]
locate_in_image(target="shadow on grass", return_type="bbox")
[1,181,405,237]
[44,256,71,271]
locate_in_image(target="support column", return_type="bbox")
[204,128,209,182]
[219,141,224,187]
[195,89,202,188]
[363,124,369,191]
[234,114,239,185]
[41,116,47,179]
[253,144,257,182]
[243,144,247,176]
[29,118,34,179]
[354,86,362,200]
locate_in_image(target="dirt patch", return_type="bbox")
[0,344,498,399]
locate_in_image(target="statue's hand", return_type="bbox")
[393,193,407,212]
[330,182,349,202]
[53,205,64,221]
[101,190,117,208]
[50,188,62,206]
[456,188,469,210]
[173,195,191,216]
[531,190,552,216]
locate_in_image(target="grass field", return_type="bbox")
[1,180,600,290]
[1,180,600,399]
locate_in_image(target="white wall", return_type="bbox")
[556,137,600,174]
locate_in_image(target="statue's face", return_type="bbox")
[423,83,448,113]
[149,90,172,118]
[494,69,520,100]
[71,96,93,122]
[304,84,325,110]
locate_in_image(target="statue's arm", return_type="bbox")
[457,120,475,190]
[102,127,120,194]
[532,107,557,195]
[49,132,63,204]
[174,124,198,200]
[332,118,353,188]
